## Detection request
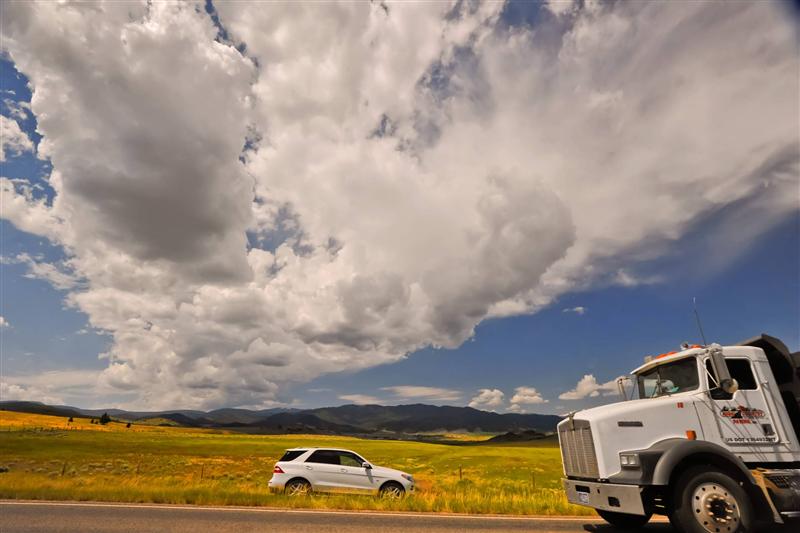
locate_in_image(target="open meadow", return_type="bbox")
[0,410,591,516]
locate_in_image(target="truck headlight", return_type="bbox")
[619,453,640,468]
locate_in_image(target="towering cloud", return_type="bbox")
[2,1,797,408]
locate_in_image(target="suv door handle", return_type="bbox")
[340,468,348,473]
[305,465,313,470]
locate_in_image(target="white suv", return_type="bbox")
[268,447,415,498]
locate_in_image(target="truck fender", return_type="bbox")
[650,438,756,486]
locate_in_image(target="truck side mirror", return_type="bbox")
[709,344,739,394]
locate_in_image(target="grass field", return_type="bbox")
[0,410,591,516]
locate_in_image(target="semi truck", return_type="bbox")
[559,334,800,532]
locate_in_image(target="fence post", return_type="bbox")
[531,471,536,490]
[459,466,462,481]
[61,462,67,476]
[200,464,205,481]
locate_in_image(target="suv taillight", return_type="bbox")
[273,465,284,474]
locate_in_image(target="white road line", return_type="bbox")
[0,501,604,522]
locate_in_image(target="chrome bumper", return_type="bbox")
[563,478,646,516]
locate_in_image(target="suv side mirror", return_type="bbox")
[362,462,372,469]
[709,344,739,394]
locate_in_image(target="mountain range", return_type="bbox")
[0,400,562,435]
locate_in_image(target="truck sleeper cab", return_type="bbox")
[559,334,800,533]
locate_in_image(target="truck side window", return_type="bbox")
[705,359,757,400]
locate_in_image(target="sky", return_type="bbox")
[0,0,798,414]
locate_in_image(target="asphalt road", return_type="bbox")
[0,501,674,533]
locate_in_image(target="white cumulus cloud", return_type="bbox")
[339,394,382,405]
[0,1,796,409]
[469,388,505,410]
[544,1,579,18]
[510,386,548,405]
[559,374,621,400]
[381,386,461,402]
[1,370,103,406]
[0,115,34,161]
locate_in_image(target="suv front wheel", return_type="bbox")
[379,482,405,500]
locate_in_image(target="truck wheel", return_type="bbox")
[670,466,753,533]
[596,509,652,529]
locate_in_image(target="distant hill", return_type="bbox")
[254,404,562,434]
[248,412,363,434]
[205,407,295,425]
[0,401,85,419]
[0,401,561,436]
[486,429,547,443]
[72,407,209,420]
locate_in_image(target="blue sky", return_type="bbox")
[1,1,797,413]
[2,61,109,375]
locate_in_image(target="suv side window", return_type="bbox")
[338,452,364,468]
[280,450,306,462]
[705,358,758,400]
[306,450,340,465]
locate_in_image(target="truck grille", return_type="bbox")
[559,419,599,479]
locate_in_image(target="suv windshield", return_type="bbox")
[637,357,699,398]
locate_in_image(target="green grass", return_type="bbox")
[0,411,591,515]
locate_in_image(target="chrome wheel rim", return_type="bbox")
[381,486,403,499]
[287,482,309,496]
[692,482,740,533]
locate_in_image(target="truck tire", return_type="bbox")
[670,466,754,533]
[596,509,652,529]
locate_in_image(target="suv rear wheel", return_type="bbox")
[284,478,311,496]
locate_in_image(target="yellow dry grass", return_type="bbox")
[0,410,592,516]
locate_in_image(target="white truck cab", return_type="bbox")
[560,334,800,532]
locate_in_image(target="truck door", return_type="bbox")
[701,357,779,446]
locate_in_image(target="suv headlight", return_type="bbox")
[401,473,414,482]
[619,452,640,468]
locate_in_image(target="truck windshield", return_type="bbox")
[636,357,699,398]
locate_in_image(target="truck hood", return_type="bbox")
[560,393,701,479]
[565,395,683,424]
